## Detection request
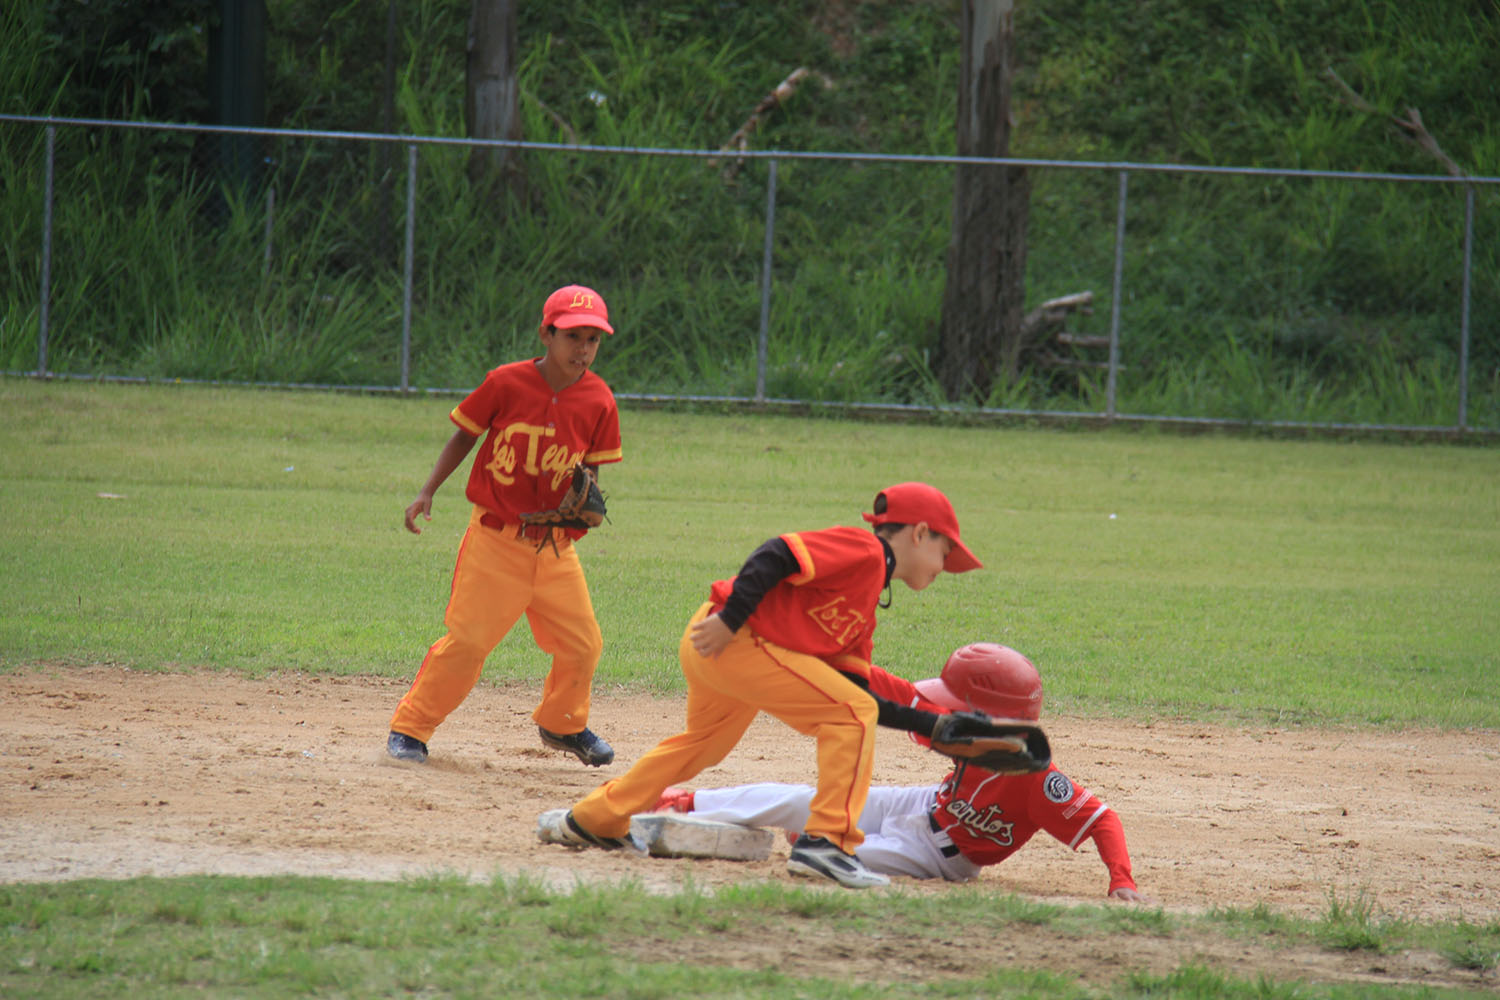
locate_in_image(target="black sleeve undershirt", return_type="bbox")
[841,672,942,736]
[716,537,799,634]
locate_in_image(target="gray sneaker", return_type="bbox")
[786,835,889,888]
[387,731,428,763]
[544,810,645,853]
[538,726,615,766]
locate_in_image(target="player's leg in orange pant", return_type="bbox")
[389,510,533,742]
[731,634,878,854]
[571,605,760,837]
[570,604,878,854]
[523,534,604,735]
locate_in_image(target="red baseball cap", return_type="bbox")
[861,482,981,573]
[541,284,614,334]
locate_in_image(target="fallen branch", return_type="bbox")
[1020,291,1094,345]
[711,67,825,177]
[1322,67,1465,178]
[524,89,579,145]
[1018,292,1112,372]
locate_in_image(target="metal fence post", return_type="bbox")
[1458,185,1474,431]
[37,125,55,376]
[1106,169,1128,419]
[263,184,275,276]
[400,143,417,394]
[756,157,778,403]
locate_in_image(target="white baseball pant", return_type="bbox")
[691,782,982,882]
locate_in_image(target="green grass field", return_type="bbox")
[3,377,1496,726]
[3,377,1499,998]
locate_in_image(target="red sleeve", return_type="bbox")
[450,368,503,435]
[1083,808,1137,894]
[864,665,947,747]
[865,664,919,705]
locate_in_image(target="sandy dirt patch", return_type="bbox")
[4,666,1497,991]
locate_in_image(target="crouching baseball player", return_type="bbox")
[654,643,1151,902]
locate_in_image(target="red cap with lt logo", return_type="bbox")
[541,284,614,334]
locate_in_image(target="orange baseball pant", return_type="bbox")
[389,505,603,742]
[570,602,879,854]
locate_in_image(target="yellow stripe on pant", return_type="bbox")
[571,602,878,853]
[390,505,603,742]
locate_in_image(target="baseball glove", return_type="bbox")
[519,463,608,530]
[928,710,1051,775]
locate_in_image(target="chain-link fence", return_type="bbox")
[3,114,1496,434]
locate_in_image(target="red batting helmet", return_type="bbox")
[913,643,1043,720]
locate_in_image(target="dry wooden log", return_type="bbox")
[711,67,823,177]
[1019,290,1094,349]
[1056,332,1110,349]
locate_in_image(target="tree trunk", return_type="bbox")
[376,0,398,265]
[935,0,1030,403]
[465,0,523,195]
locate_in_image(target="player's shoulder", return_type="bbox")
[779,524,881,560]
[796,524,881,546]
[475,358,537,386]
[570,369,618,401]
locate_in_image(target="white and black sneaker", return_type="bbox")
[538,726,615,766]
[787,835,890,889]
[540,810,646,853]
[387,731,428,763]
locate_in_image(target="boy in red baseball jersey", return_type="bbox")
[386,284,622,767]
[545,483,982,888]
[656,644,1151,902]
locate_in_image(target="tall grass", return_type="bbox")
[2,0,1496,426]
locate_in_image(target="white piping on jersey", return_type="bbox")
[1068,801,1110,850]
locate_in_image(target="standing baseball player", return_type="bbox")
[386,284,622,767]
[654,644,1150,901]
[542,482,983,888]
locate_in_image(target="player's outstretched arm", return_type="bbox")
[404,429,478,534]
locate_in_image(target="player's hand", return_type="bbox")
[404,495,433,534]
[1109,887,1153,904]
[689,614,734,659]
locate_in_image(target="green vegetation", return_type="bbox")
[2,1,1497,426]
[2,9,1498,991]
[1,874,1495,998]
[3,379,1497,727]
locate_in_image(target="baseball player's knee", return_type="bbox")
[547,629,602,668]
[569,625,604,663]
[848,693,878,726]
[425,632,492,670]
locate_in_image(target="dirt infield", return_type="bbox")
[4,666,1498,989]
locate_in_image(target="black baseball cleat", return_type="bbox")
[538,726,615,766]
[786,835,890,888]
[387,730,429,763]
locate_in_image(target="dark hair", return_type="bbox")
[870,492,909,538]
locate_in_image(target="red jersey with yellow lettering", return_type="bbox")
[708,526,885,677]
[450,359,621,539]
